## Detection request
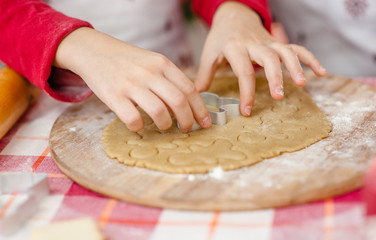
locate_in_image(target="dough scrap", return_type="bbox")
[102,75,332,174]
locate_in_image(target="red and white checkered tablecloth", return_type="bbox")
[1,78,375,240]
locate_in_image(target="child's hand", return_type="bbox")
[195,1,327,117]
[54,27,211,132]
[271,22,289,45]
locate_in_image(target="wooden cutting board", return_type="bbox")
[50,71,376,211]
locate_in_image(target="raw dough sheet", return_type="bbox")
[102,75,331,173]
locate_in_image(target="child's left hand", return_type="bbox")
[195,1,327,117]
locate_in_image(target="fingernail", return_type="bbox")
[297,73,306,83]
[181,128,191,133]
[275,86,284,97]
[201,116,211,128]
[244,106,252,116]
[319,65,326,73]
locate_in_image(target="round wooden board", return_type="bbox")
[50,73,376,211]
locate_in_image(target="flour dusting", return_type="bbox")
[209,166,224,179]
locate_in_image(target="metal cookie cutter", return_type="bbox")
[0,172,49,236]
[179,92,241,131]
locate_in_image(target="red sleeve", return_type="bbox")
[0,0,93,102]
[191,0,272,32]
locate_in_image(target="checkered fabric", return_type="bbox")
[1,78,375,240]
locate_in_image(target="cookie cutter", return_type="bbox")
[0,172,49,236]
[179,92,241,131]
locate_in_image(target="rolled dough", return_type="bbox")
[102,75,332,174]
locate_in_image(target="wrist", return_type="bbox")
[213,1,262,26]
[53,27,100,76]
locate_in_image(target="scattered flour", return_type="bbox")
[187,174,195,181]
[209,166,224,179]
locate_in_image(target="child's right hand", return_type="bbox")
[53,27,212,132]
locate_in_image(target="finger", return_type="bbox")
[271,43,306,86]
[195,43,219,92]
[148,76,197,132]
[223,46,255,116]
[290,44,327,76]
[108,96,144,132]
[163,66,212,129]
[249,45,284,100]
[128,87,173,131]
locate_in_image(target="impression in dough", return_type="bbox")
[102,74,332,174]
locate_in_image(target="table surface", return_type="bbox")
[1,76,375,240]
